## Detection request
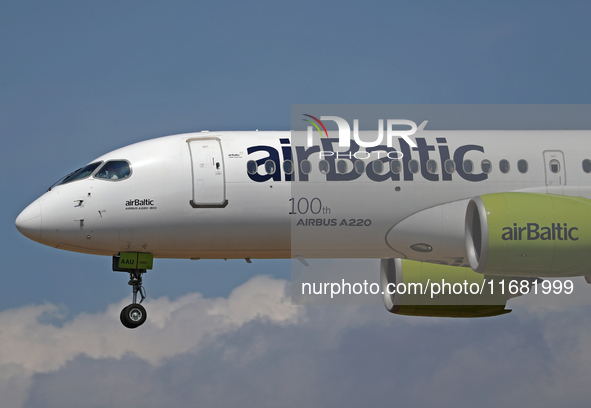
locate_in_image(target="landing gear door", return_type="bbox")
[188,138,228,208]
[543,150,566,186]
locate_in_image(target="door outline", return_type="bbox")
[187,137,228,208]
[542,150,566,186]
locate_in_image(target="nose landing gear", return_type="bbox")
[113,254,152,329]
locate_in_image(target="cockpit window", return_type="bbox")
[94,160,132,181]
[56,162,103,187]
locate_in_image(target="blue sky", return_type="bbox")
[2,1,591,407]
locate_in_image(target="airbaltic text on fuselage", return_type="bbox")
[246,137,487,182]
[125,199,157,211]
[126,199,155,206]
[501,223,579,241]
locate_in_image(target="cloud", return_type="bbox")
[0,275,591,408]
[0,275,299,406]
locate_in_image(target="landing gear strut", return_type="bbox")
[113,255,150,329]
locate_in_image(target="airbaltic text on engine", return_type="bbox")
[502,223,579,241]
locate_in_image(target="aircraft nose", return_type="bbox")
[15,200,42,242]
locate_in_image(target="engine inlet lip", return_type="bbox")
[465,196,489,273]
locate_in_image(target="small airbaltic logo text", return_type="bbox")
[126,199,155,206]
[303,114,418,148]
[125,199,157,211]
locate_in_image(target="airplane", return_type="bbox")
[15,123,591,328]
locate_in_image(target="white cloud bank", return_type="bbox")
[0,275,300,407]
[1,275,591,408]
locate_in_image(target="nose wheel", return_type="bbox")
[121,303,147,328]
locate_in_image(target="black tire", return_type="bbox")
[120,303,147,329]
[120,308,133,328]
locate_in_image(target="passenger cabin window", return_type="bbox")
[94,160,131,181]
[283,160,293,175]
[247,160,257,175]
[336,160,348,174]
[264,160,276,175]
[372,160,384,174]
[409,160,419,174]
[426,159,437,174]
[549,159,560,174]
[481,160,492,174]
[463,160,474,174]
[58,162,103,186]
[518,159,528,173]
[499,159,510,174]
[354,160,365,174]
[300,160,312,175]
[319,160,330,174]
[391,160,401,174]
[444,160,455,174]
[583,159,591,173]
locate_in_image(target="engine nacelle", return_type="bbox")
[466,193,591,277]
[385,199,469,266]
[380,258,516,318]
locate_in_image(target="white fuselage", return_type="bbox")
[15,130,591,265]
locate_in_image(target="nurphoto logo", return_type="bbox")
[303,114,418,148]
